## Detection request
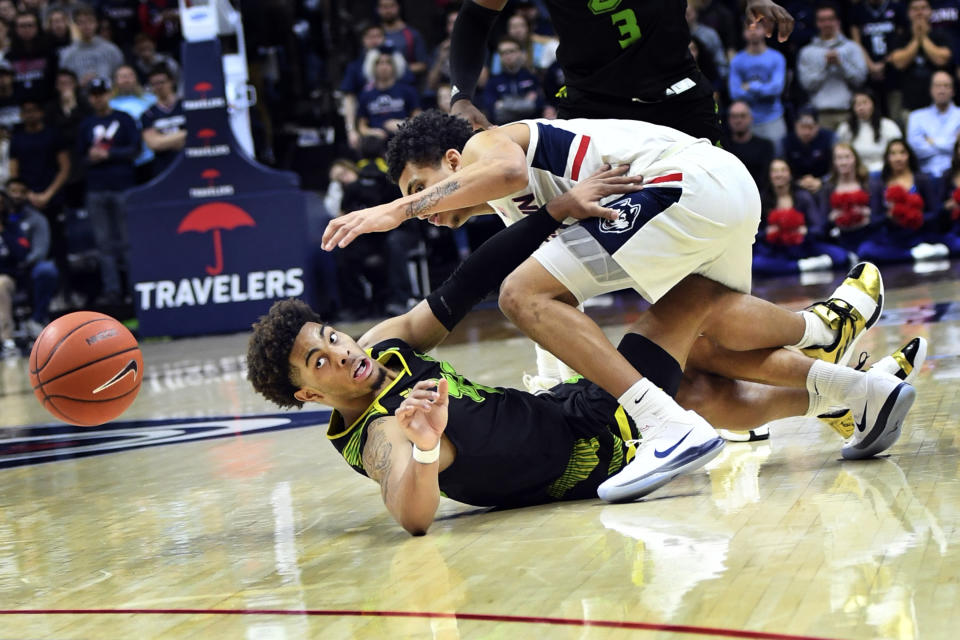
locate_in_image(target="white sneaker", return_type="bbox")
[718,424,770,442]
[842,368,916,460]
[597,410,725,502]
[798,254,833,272]
[910,242,949,261]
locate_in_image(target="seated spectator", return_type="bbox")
[4,178,58,336]
[376,0,427,78]
[0,62,21,132]
[888,0,953,119]
[797,2,868,131]
[0,193,29,359]
[340,23,414,150]
[6,10,57,104]
[753,157,850,275]
[723,101,775,193]
[489,13,557,76]
[783,106,836,194]
[131,33,180,87]
[483,36,545,125]
[729,19,787,153]
[324,159,360,219]
[822,142,875,252]
[835,90,903,173]
[849,0,908,118]
[59,4,124,88]
[141,66,185,178]
[356,50,421,141]
[859,138,947,262]
[936,136,960,238]
[907,71,960,179]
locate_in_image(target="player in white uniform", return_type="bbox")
[322,111,914,502]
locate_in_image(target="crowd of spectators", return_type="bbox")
[8,0,960,355]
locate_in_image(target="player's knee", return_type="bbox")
[498,273,535,320]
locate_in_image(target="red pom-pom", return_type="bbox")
[951,206,960,221]
[836,209,867,229]
[765,228,781,244]
[769,207,805,230]
[885,184,908,203]
[830,191,847,209]
[782,230,805,246]
[891,204,923,230]
[851,189,870,206]
[905,193,924,210]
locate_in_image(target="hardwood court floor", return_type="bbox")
[1,263,959,639]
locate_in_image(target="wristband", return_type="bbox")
[412,441,441,464]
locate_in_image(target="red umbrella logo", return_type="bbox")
[177,203,256,275]
[197,128,217,146]
[201,168,220,187]
[193,81,214,98]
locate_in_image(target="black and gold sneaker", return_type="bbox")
[802,262,884,366]
[819,337,927,442]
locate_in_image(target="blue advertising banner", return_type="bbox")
[126,38,313,337]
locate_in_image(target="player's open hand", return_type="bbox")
[396,378,450,451]
[545,164,644,222]
[746,0,794,42]
[451,99,494,131]
[322,202,403,251]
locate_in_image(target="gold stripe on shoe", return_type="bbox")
[801,263,883,365]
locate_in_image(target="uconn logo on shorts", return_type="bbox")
[599,200,643,234]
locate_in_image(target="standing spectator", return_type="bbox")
[860,138,946,262]
[888,0,954,116]
[137,0,182,55]
[850,0,908,118]
[0,62,21,132]
[46,69,92,210]
[8,100,70,222]
[686,3,729,82]
[723,101,775,193]
[753,157,850,275]
[59,4,124,88]
[45,7,73,60]
[906,70,960,178]
[483,36,544,125]
[376,0,428,78]
[822,142,876,252]
[694,0,739,59]
[929,0,960,53]
[4,177,58,337]
[131,33,179,87]
[797,2,869,131]
[6,11,57,104]
[356,50,421,142]
[110,63,156,181]
[783,106,836,193]
[77,77,139,305]
[729,19,788,153]
[140,66,185,178]
[0,195,29,359]
[835,89,903,173]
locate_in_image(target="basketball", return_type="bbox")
[29,311,144,426]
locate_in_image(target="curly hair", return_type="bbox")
[247,299,323,409]
[386,110,474,183]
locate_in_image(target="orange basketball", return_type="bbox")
[29,311,144,426]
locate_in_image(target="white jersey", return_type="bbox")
[487,118,707,226]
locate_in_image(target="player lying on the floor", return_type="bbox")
[320,111,916,499]
[249,172,923,533]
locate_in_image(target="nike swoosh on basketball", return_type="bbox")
[92,359,139,394]
[653,429,693,458]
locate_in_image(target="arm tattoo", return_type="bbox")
[362,418,394,499]
[405,180,461,219]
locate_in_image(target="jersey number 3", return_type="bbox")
[587,0,641,49]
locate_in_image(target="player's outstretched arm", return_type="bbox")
[746,0,794,42]
[321,127,527,251]
[361,379,450,535]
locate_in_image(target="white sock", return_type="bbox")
[535,343,565,380]
[791,310,834,349]
[619,378,683,433]
[805,360,863,406]
[804,388,834,417]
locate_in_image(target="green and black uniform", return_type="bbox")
[548,0,721,142]
[327,339,639,508]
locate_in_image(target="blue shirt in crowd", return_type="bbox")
[357,83,420,129]
[907,102,960,178]
[728,48,787,125]
[783,127,836,179]
[76,109,141,192]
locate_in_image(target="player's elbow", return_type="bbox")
[400,514,433,536]
[500,152,529,193]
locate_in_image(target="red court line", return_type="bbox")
[0,608,839,639]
